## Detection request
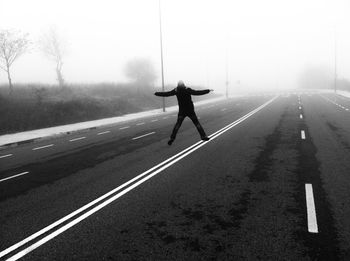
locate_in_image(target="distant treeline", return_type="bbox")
[0,83,217,135]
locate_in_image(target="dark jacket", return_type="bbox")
[155,87,210,115]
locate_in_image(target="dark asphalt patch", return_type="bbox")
[296,116,340,260]
[248,111,285,182]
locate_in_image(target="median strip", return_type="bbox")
[0,96,277,260]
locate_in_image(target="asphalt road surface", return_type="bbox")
[1,92,350,260]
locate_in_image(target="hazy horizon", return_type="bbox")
[1,0,350,93]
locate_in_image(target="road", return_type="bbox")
[1,92,350,260]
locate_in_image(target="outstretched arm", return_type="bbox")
[188,88,211,95]
[154,89,176,97]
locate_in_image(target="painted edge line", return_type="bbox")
[0,96,278,260]
[305,184,318,233]
[0,172,29,183]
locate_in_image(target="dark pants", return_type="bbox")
[170,113,206,140]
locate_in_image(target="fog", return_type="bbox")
[1,0,350,93]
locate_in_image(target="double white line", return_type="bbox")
[0,96,277,261]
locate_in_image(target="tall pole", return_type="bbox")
[159,0,165,112]
[334,27,337,94]
[225,35,229,98]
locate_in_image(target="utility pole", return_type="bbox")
[159,0,166,112]
[225,37,229,98]
[334,27,337,94]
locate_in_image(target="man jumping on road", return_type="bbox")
[155,80,213,145]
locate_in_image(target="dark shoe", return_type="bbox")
[201,136,210,141]
[168,139,174,145]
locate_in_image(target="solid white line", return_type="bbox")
[1,96,278,260]
[300,114,303,119]
[0,171,29,183]
[32,144,54,151]
[151,119,158,122]
[69,137,86,142]
[301,130,306,140]
[136,122,145,126]
[97,131,110,135]
[119,126,130,130]
[305,184,318,233]
[132,132,155,140]
[0,154,13,159]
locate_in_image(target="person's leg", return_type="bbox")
[188,113,209,141]
[168,115,185,145]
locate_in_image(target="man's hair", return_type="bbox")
[177,80,185,87]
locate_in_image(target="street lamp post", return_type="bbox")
[334,28,337,94]
[159,0,166,112]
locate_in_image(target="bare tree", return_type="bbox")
[39,27,66,87]
[124,58,157,93]
[0,29,30,92]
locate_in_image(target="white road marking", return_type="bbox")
[69,137,86,142]
[0,154,13,159]
[151,119,158,122]
[221,108,227,111]
[299,106,302,110]
[0,171,29,183]
[32,144,54,151]
[0,96,278,261]
[301,130,306,140]
[300,114,303,119]
[305,184,318,233]
[136,122,145,126]
[162,117,169,119]
[97,131,110,135]
[119,126,130,130]
[346,108,349,111]
[132,132,156,140]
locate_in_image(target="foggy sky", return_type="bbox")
[1,0,350,93]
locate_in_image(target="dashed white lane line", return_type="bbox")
[69,137,86,142]
[151,119,158,122]
[119,126,130,130]
[162,117,169,119]
[32,144,54,151]
[0,154,13,159]
[305,184,319,233]
[132,132,156,140]
[0,171,30,183]
[299,106,302,110]
[136,122,145,126]
[221,108,227,112]
[97,131,110,135]
[300,114,303,119]
[301,130,306,140]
